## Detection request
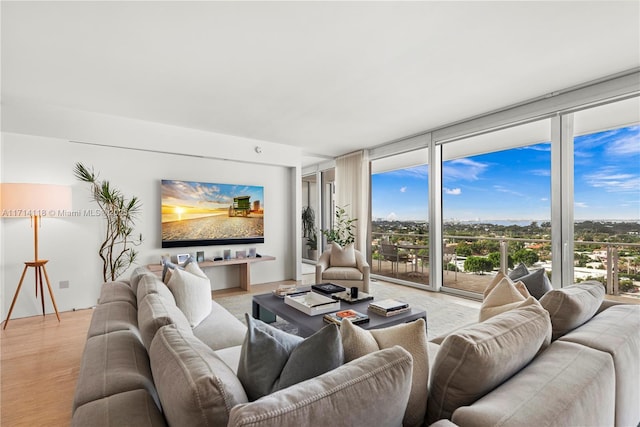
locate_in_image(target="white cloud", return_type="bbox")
[386,212,398,221]
[606,133,640,156]
[493,185,524,197]
[400,186,407,193]
[585,167,640,192]
[443,158,489,181]
[530,169,551,177]
[444,187,461,195]
[575,202,588,208]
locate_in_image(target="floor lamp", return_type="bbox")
[1,183,72,329]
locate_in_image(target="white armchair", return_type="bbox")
[315,243,370,293]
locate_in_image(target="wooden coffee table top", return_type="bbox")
[252,288,427,338]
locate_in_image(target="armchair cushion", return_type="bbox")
[330,242,357,267]
[321,267,363,281]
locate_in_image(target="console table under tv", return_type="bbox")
[147,255,275,291]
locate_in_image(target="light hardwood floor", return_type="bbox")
[0,278,477,427]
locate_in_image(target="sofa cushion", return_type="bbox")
[98,281,137,308]
[237,313,343,401]
[72,389,167,427]
[165,266,212,327]
[138,293,193,350]
[451,341,615,427]
[228,346,413,427]
[192,300,247,351]
[480,274,540,322]
[341,318,428,427]
[321,267,363,281]
[87,300,139,339]
[539,281,605,340]
[427,304,552,423]
[137,274,176,306]
[559,305,640,427]
[149,325,248,427]
[73,330,158,411]
[330,242,357,267]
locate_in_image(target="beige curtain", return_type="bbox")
[335,150,369,252]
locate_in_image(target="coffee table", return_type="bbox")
[252,288,427,338]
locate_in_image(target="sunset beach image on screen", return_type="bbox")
[161,179,264,247]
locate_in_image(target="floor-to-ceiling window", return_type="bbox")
[361,73,638,300]
[572,98,640,301]
[370,149,430,288]
[440,120,552,296]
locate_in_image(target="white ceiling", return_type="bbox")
[2,1,639,166]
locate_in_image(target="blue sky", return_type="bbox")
[372,125,639,222]
[162,179,264,211]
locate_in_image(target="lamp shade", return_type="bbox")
[0,183,72,217]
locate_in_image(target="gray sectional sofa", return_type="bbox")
[72,267,640,427]
[71,267,414,427]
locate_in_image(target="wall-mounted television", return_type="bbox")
[161,179,264,248]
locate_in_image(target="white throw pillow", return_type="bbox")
[480,274,541,322]
[341,318,428,427]
[166,267,212,327]
[330,242,356,267]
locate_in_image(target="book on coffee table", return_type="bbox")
[311,283,347,295]
[323,309,370,326]
[368,299,410,317]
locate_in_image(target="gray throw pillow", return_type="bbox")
[517,268,553,299]
[237,313,344,401]
[508,262,529,280]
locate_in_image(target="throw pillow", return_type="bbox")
[138,293,192,350]
[341,318,428,427]
[517,268,553,300]
[237,313,343,401]
[165,267,212,328]
[508,262,529,280]
[330,242,357,267]
[480,275,540,322]
[427,304,552,424]
[137,274,176,305]
[539,281,605,340]
[149,325,248,427]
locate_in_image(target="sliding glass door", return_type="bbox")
[440,120,552,296]
[571,98,640,301]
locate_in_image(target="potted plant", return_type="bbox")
[74,162,143,282]
[301,206,315,238]
[306,229,318,259]
[322,205,357,248]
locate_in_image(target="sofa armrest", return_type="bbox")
[228,346,413,427]
[595,298,625,315]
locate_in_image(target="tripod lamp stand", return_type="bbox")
[1,183,72,329]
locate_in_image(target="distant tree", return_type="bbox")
[487,252,501,269]
[513,249,539,266]
[464,256,494,274]
[456,242,472,257]
[487,252,514,269]
[445,263,459,272]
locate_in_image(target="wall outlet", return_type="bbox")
[59,280,70,289]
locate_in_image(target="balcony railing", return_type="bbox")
[371,232,640,301]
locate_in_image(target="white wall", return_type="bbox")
[1,104,302,321]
